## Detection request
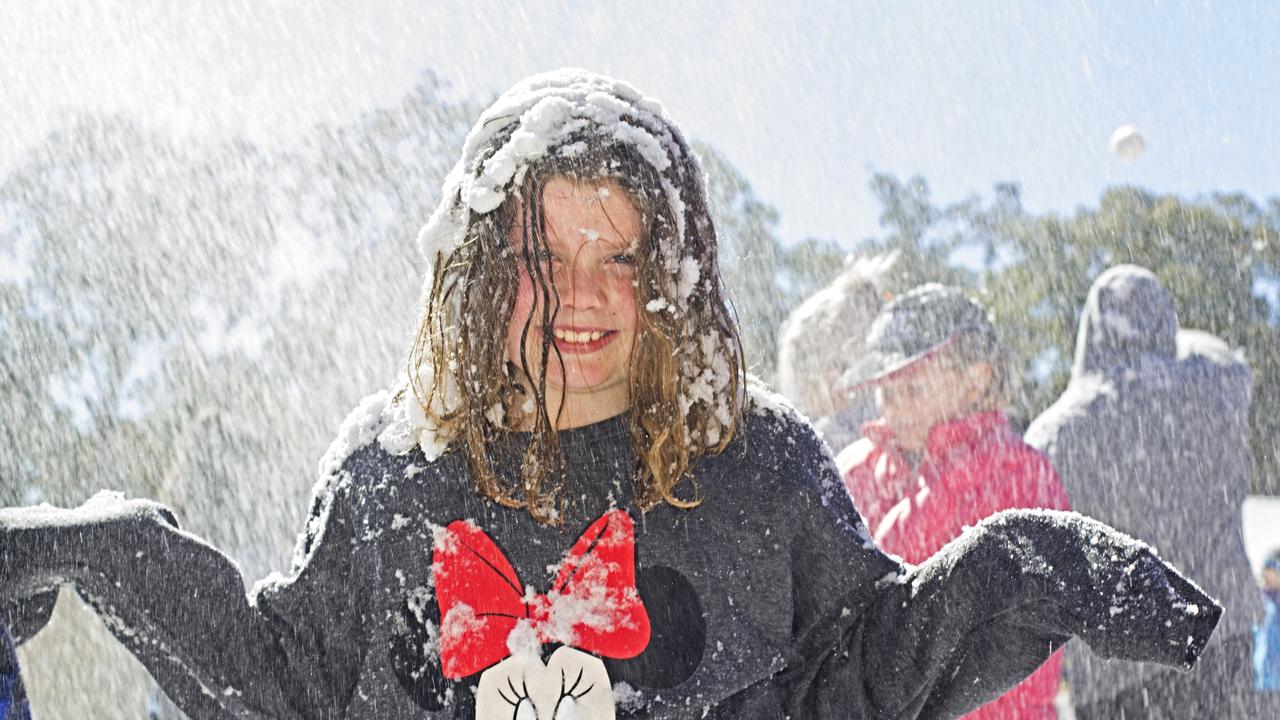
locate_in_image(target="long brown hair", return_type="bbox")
[408,87,745,524]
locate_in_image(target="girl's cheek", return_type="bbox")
[611,271,639,314]
[513,272,538,313]
[506,273,538,358]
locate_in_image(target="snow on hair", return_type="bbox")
[403,69,745,523]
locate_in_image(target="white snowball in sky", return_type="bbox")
[1109,125,1145,161]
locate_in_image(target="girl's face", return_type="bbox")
[506,177,642,428]
[874,355,991,452]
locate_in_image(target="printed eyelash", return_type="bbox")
[498,676,529,706]
[561,666,594,700]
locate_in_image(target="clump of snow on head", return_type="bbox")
[416,69,694,272]
[676,255,701,300]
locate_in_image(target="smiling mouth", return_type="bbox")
[549,327,618,353]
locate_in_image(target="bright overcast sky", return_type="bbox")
[2,0,1278,247]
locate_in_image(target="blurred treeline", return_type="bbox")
[3,72,1279,593]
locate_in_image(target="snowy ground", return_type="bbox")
[1243,494,1280,573]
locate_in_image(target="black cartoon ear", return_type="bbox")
[390,593,477,714]
[605,565,706,689]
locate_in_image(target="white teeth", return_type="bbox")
[552,329,606,343]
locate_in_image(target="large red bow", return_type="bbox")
[433,510,651,679]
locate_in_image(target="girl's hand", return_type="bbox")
[0,493,180,609]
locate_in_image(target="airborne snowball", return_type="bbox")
[1109,125,1145,161]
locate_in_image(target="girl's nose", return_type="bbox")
[563,261,606,310]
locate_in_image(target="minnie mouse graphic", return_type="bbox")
[434,511,647,719]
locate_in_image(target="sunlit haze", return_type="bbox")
[3,0,1277,247]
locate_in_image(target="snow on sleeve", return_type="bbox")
[317,390,393,482]
[282,469,353,575]
[745,374,803,421]
[0,491,181,534]
[75,583,242,707]
[322,377,455,477]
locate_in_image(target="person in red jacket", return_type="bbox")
[836,284,1070,720]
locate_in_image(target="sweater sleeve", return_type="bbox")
[0,465,368,719]
[782,422,902,645]
[786,508,1221,719]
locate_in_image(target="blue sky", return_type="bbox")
[2,0,1277,248]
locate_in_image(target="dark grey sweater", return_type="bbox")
[1,398,1220,719]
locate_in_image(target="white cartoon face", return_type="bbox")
[475,646,616,720]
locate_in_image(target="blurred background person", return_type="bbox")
[837,284,1070,720]
[1026,264,1266,718]
[775,253,893,451]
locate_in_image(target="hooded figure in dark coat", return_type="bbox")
[1026,264,1265,718]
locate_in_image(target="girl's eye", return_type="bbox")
[611,253,636,265]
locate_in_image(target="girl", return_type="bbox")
[1,70,1218,720]
[838,284,1070,719]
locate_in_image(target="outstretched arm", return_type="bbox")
[0,620,33,720]
[0,592,54,646]
[0,484,363,719]
[790,509,1219,720]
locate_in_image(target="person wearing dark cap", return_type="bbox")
[836,283,1070,720]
